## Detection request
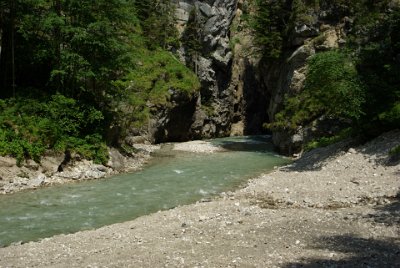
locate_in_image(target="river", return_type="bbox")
[0,136,289,247]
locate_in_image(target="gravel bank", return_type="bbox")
[172,140,224,153]
[0,131,399,267]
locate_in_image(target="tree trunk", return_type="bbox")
[0,0,15,98]
[53,0,62,93]
[10,0,16,97]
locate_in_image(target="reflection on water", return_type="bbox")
[211,135,275,152]
[0,136,289,247]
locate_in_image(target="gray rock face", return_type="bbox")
[170,0,350,152]
[149,90,198,143]
[191,0,237,138]
[263,43,316,126]
[264,4,351,155]
[176,0,266,138]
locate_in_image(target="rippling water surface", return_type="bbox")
[0,136,289,247]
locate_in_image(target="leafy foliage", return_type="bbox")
[389,145,400,156]
[134,0,179,50]
[113,49,200,133]
[1,0,140,100]
[248,0,325,59]
[127,50,200,104]
[268,51,365,131]
[0,0,200,164]
[351,5,400,134]
[249,0,289,59]
[259,0,399,148]
[0,95,107,165]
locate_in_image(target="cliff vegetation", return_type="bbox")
[250,0,400,150]
[0,0,200,165]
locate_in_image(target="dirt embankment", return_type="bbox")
[0,144,160,195]
[0,131,399,267]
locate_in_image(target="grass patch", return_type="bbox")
[389,145,400,156]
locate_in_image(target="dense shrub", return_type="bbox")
[268,51,365,131]
[0,95,107,165]
[0,0,200,165]
[262,0,400,150]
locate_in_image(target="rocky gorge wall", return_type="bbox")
[147,0,352,154]
[172,0,267,140]
[261,4,350,154]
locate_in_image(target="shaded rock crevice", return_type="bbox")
[157,0,352,152]
[259,2,352,155]
[174,0,270,139]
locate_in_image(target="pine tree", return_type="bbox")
[250,0,287,59]
[3,0,139,99]
[0,0,17,97]
[181,8,203,74]
[135,0,179,50]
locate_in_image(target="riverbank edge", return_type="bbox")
[0,131,398,267]
[0,139,226,195]
[0,143,161,195]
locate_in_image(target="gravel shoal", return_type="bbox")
[173,140,224,153]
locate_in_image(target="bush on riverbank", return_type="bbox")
[0,95,107,165]
[267,50,365,132]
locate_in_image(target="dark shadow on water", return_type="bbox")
[211,135,276,153]
[283,195,400,268]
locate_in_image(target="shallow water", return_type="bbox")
[0,136,289,247]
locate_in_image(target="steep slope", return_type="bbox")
[174,0,267,138]
[172,0,343,145]
[173,0,399,155]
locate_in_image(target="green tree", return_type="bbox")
[2,0,139,100]
[0,0,18,97]
[0,0,201,163]
[250,0,287,59]
[353,5,400,133]
[268,51,365,131]
[134,0,179,50]
[181,8,203,73]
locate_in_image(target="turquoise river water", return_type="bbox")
[0,136,289,247]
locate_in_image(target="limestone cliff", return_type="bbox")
[174,0,268,139]
[145,1,355,154]
[261,4,350,154]
[173,0,354,154]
